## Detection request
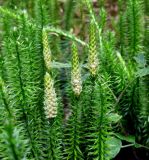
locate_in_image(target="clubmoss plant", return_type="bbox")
[88,21,99,76]
[0,0,149,159]
[42,29,51,70]
[71,42,82,96]
[44,72,58,119]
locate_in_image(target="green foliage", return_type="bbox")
[64,94,83,160]
[0,77,30,159]
[126,0,144,58]
[64,0,76,30]
[0,0,149,159]
[86,79,113,160]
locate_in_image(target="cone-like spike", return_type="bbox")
[42,29,51,70]
[88,21,99,76]
[71,42,82,96]
[44,72,58,118]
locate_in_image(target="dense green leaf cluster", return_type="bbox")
[0,0,148,159]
